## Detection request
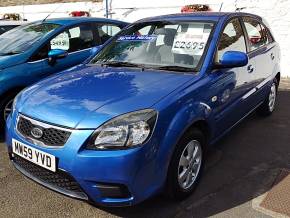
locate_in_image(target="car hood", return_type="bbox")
[18,65,195,129]
[0,53,26,70]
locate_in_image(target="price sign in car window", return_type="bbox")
[172,24,211,56]
[50,32,70,50]
[69,27,80,38]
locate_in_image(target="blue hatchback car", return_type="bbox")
[6,12,280,206]
[0,17,128,131]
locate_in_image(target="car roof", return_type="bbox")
[41,17,128,26]
[136,12,262,23]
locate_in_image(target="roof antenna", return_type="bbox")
[42,3,63,22]
[219,2,224,12]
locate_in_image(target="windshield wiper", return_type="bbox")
[100,61,145,69]
[0,51,22,56]
[97,62,196,72]
[156,65,196,72]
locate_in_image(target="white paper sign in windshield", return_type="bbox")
[172,24,211,56]
[51,32,70,50]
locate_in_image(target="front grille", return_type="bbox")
[13,155,87,200]
[17,115,71,147]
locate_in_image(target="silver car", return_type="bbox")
[0,21,28,35]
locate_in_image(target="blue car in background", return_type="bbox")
[0,17,128,131]
[6,12,280,206]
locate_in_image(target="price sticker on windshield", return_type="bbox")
[172,31,209,56]
[51,32,70,50]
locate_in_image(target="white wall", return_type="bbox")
[0,0,289,77]
[0,2,104,21]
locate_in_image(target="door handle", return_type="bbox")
[247,65,254,73]
[271,53,275,60]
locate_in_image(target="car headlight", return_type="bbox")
[87,109,158,150]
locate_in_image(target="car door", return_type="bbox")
[210,17,255,137]
[46,23,96,74]
[242,17,276,104]
[28,23,96,77]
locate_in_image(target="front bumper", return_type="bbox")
[12,155,89,200]
[6,114,165,206]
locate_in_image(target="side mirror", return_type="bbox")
[217,51,248,68]
[48,49,68,65]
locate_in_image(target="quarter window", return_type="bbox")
[29,44,50,61]
[217,18,247,61]
[260,23,272,43]
[243,17,269,51]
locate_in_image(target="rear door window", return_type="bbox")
[243,17,269,51]
[96,24,122,44]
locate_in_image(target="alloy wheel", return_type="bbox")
[178,140,202,190]
[269,83,277,112]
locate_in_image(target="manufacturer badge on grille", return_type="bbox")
[31,127,43,139]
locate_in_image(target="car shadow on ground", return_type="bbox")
[100,90,290,218]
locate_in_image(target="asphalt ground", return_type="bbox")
[0,86,290,218]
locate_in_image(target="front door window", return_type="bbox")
[217,18,247,61]
[51,25,94,53]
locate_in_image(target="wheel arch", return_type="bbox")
[0,86,26,131]
[162,117,212,172]
[187,119,211,144]
[160,100,214,166]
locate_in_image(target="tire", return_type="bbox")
[257,78,278,116]
[165,128,206,200]
[0,91,18,133]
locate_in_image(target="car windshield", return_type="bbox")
[0,22,61,56]
[91,21,214,72]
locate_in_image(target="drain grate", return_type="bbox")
[260,169,290,217]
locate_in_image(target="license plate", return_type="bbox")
[12,139,56,172]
